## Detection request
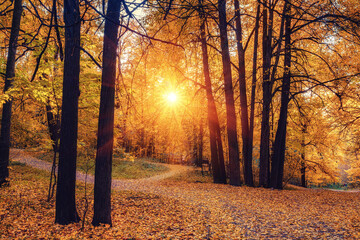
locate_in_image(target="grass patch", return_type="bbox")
[166,169,213,183]
[26,149,169,179]
[112,159,169,179]
[283,185,299,190]
[9,161,26,166]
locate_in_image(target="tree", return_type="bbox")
[300,118,307,188]
[249,3,260,185]
[46,100,60,201]
[259,2,272,188]
[55,0,81,225]
[233,0,253,186]
[0,0,23,186]
[218,0,241,186]
[270,0,292,189]
[199,0,227,183]
[92,0,121,226]
[259,0,286,188]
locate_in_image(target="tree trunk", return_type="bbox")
[92,0,121,226]
[45,103,60,152]
[270,0,291,189]
[193,124,199,165]
[0,0,23,186]
[259,5,272,188]
[46,102,60,201]
[46,40,61,202]
[198,118,204,167]
[199,3,226,183]
[218,0,241,186]
[300,123,307,188]
[55,0,81,225]
[234,0,253,186]
[249,3,260,168]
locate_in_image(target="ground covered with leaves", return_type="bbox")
[1,163,360,239]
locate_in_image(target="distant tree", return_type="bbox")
[92,0,121,226]
[218,0,241,186]
[47,1,63,202]
[0,0,23,186]
[46,99,60,201]
[55,0,81,225]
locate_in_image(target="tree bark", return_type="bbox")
[55,0,81,225]
[0,0,23,186]
[92,0,121,226]
[270,0,292,189]
[234,0,253,186]
[199,3,227,183]
[218,0,241,186]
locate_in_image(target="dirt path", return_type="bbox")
[9,148,360,239]
[9,148,191,187]
[9,149,197,206]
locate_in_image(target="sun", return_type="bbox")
[161,89,182,108]
[167,92,177,103]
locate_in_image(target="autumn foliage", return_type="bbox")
[0,0,360,237]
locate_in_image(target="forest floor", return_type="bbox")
[1,150,360,239]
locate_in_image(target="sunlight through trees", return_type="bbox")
[0,0,359,236]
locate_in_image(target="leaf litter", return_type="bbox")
[1,164,360,239]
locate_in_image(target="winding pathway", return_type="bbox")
[9,148,191,193]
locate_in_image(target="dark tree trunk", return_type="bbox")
[270,0,291,190]
[199,3,226,183]
[193,124,199,165]
[45,103,60,152]
[46,34,62,202]
[92,0,121,226]
[121,100,131,153]
[218,0,241,186]
[300,150,306,188]
[146,135,155,157]
[46,102,60,201]
[300,123,307,188]
[249,4,260,164]
[198,119,204,167]
[259,5,272,188]
[259,0,286,189]
[55,0,81,225]
[234,0,253,186]
[0,0,23,186]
